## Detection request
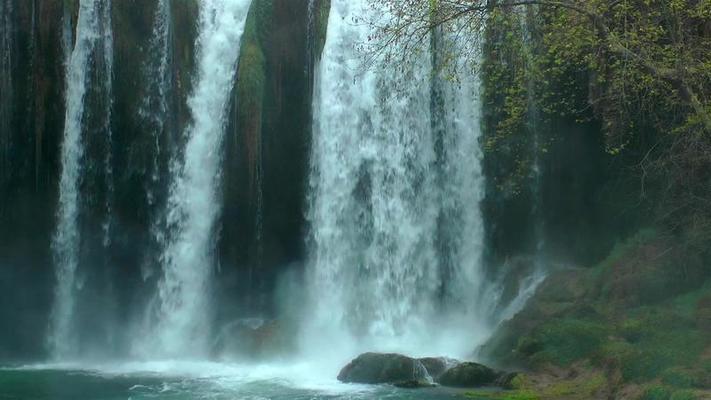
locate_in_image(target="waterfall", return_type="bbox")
[100,0,114,248]
[306,0,488,357]
[145,0,252,358]
[140,0,172,206]
[49,0,110,359]
[139,0,173,281]
[432,31,489,336]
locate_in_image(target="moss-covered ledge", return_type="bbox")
[479,230,711,400]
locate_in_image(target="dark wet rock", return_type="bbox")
[337,353,430,384]
[437,362,500,388]
[392,380,437,389]
[494,372,520,389]
[418,357,458,380]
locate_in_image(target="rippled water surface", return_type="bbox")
[0,362,475,399]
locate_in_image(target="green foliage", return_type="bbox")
[492,230,711,387]
[481,9,535,196]
[640,386,698,400]
[661,368,698,389]
[671,285,711,319]
[588,228,658,283]
[641,385,672,400]
[466,371,605,400]
[516,288,710,383]
[522,318,609,365]
[669,391,697,400]
[601,305,705,381]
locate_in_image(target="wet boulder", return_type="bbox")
[437,362,501,387]
[337,353,430,384]
[418,357,458,380]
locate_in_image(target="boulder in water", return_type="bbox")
[418,357,458,380]
[337,353,430,384]
[437,361,500,387]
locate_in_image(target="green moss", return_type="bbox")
[315,0,331,58]
[598,307,706,383]
[661,368,698,389]
[522,318,609,365]
[641,385,672,400]
[669,390,697,400]
[236,1,269,121]
[639,386,699,400]
[594,229,657,273]
[671,284,711,318]
[467,371,605,400]
[544,373,605,399]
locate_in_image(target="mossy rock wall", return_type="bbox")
[219,0,325,318]
[480,231,711,398]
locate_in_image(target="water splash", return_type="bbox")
[145,0,252,358]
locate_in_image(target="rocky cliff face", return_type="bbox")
[219,0,329,318]
[0,0,67,360]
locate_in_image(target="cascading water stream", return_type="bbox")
[99,0,115,248]
[138,0,174,282]
[140,0,172,205]
[430,29,492,345]
[49,0,110,359]
[306,0,489,358]
[143,0,252,358]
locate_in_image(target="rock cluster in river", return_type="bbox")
[337,352,514,389]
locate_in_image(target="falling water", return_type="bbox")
[146,0,252,358]
[305,0,317,78]
[49,0,107,359]
[100,0,114,247]
[140,0,172,207]
[306,0,488,357]
[138,0,174,282]
[432,30,490,340]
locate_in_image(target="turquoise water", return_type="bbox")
[0,362,472,399]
